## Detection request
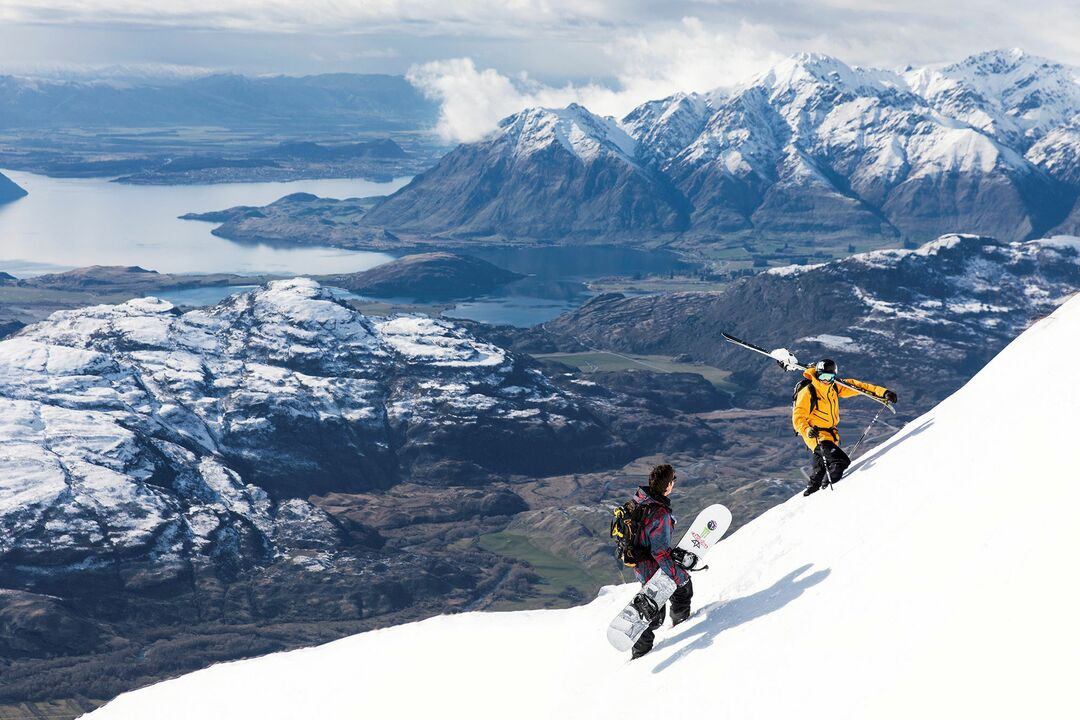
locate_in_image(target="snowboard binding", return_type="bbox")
[631,592,661,621]
[671,547,707,572]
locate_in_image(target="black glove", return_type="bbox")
[807,426,820,439]
[884,390,898,404]
[671,547,699,571]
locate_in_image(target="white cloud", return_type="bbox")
[0,0,628,35]
[408,18,785,143]
[3,0,1078,143]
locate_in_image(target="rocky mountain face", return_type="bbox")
[0,278,725,703]
[520,234,1080,414]
[363,50,1079,247]
[0,171,27,203]
[363,104,690,240]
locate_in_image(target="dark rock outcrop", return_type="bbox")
[363,105,689,241]
[539,235,1080,413]
[322,252,523,300]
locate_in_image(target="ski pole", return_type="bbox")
[848,404,885,459]
[822,448,834,491]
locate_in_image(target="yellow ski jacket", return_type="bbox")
[792,368,887,450]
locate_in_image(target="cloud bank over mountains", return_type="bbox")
[3,2,1077,144]
[407,19,784,143]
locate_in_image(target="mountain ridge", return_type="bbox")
[362,48,1080,249]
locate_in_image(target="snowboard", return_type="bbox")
[606,503,732,651]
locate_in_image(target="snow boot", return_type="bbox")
[803,482,822,496]
[670,579,693,626]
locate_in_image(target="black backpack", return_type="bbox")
[610,500,654,567]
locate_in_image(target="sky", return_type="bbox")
[0,0,1077,141]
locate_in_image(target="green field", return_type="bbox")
[476,531,620,610]
[533,351,737,391]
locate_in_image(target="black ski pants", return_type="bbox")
[809,440,851,488]
[632,578,693,658]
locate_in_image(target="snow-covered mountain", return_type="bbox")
[905,48,1080,150]
[365,49,1079,246]
[0,278,709,584]
[536,234,1080,412]
[83,277,1080,720]
[364,103,689,239]
[0,277,735,701]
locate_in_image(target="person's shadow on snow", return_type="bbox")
[650,564,831,673]
[847,418,934,475]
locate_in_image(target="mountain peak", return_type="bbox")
[905,48,1080,145]
[495,103,639,163]
[745,52,907,104]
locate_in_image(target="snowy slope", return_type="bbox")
[86,293,1080,719]
[905,48,1080,149]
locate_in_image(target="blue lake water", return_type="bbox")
[0,170,406,276]
[0,171,696,326]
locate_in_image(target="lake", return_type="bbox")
[0,171,696,326]
[0,170,406,276]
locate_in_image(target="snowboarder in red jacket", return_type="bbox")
[630,464,693,659]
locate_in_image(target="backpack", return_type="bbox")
[792,378,818,435]
[610,500,654,567]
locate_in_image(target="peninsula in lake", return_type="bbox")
[0,171,27,203]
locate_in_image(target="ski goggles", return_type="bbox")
[817,372,836,383]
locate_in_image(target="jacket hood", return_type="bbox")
[634,485,671,509]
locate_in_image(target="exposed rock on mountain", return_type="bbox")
[358,50,1078,249]
[363,104,690,240]
[905,48,1080,151]
[0,278,726,705]
[534,234,1080,413]
[322,252,523,300]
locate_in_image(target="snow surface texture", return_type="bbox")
[0,278,583,570]
[84,290,1080,719]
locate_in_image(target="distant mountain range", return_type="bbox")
[366,49,1080,249]
[0,73,439,131]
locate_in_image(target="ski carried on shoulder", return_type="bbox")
[721,332,895,413]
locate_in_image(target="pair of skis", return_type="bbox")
[720,332,895,414]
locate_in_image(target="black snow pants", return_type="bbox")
[632,578,693,658]
[808,440,851,488]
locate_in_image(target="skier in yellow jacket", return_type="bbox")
[793,359,897,496]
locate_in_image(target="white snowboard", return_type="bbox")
[606,503,732,652]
